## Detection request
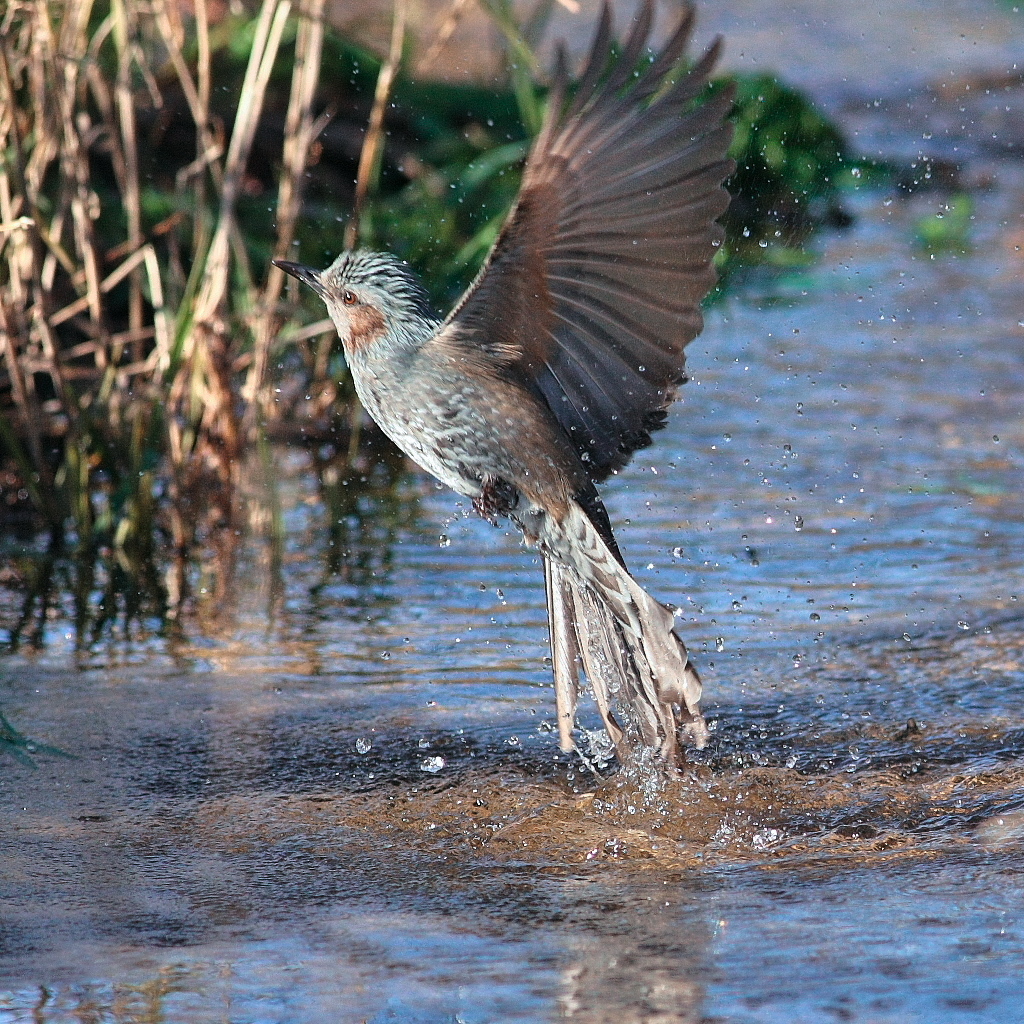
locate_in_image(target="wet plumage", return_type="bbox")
[277,2,735,764]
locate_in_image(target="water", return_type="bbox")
[3,3,1024,1020]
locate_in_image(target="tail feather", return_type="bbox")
[544,556,582,752]
[539,501,708,763]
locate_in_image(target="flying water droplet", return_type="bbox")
[439,534,451,548]
[355,737,372,755]
[958,620,970,630]
[420,756,445,774]
[715,637,725,652]
[794,516,804,531]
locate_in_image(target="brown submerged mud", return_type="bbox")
[177,748,1024,873]
[19,617,1013,882]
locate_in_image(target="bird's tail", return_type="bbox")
[541,502,708,763]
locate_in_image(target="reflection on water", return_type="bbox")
[4,27,1024,1024]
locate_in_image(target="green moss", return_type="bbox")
[915,194,974,252]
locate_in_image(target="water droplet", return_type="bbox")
[958,620,970,630]
[672,546,685,559]
[794,516,804,532]
[418,737,431,748]
[810,612,820,621]
[715,637,725,652]
[420,756,445,774]
[785,755,798,769]
[439,534,451,548]
[355,737,372,755]
[732,600,742,610]
[506,735,521,747]
[903,632,912,641]
[381,651,391,660]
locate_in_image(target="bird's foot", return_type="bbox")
[472,474,519,526]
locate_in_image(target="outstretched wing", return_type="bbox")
[436,1,735,481]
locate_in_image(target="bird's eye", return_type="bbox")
[342,289,358,306]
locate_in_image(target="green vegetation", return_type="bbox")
[0,707,74,766]
[914,194,974,252]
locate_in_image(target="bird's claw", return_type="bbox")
[473,474,519,526]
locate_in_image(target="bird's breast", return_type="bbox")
[349,350,583,504]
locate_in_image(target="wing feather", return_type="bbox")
[435,0,734,480]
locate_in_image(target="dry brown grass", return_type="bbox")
[0,0,331,550]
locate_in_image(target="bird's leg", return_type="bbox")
[472,474,520,526]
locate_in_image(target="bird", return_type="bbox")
[276,1,735,766]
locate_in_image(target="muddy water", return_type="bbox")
[4,12,1024,1024]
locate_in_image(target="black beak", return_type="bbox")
[273,259,326,297]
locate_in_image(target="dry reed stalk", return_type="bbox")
[152,0,223,197]
[148,0,220,342]
[112,0,145,358]
[80,3,148,367]
[161,0,300,552]
[245,0,330,430]
[343,0,408,251]
[48,244,160,328]
[191,0,291,331]
[0,295,55,509]
[416,0,474,76]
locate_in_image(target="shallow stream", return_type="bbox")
[3,1,1024,1021]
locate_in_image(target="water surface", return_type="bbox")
[3,4,1024,1021]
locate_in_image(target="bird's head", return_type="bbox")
[274,250,440,357]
